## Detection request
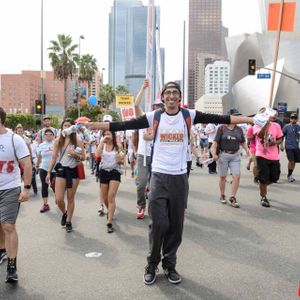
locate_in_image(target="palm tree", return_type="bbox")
[99,84,115,108]
[48,34,78,112]
[79,54,98,97]
[115,85,129,95]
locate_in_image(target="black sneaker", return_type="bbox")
[164,267,182,284]
[6,266,18,283]
[261,197,270,207]
[61,212,67,226]
[98,205,105,216]
[143,264,158,285]
[0,251,7,264]
[66,222,73,232]
[107,223,114,234]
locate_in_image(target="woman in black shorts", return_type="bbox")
[95,130,124,233]
[46,118,85,232]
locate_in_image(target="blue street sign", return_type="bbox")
[257,73,271,79]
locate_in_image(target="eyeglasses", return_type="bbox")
[290,116,298,119]
[164,90,180,97]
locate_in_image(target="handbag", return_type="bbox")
[77,162,85,180]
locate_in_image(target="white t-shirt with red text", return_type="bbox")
[0,131,30,190]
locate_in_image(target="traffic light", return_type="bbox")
[248,59,256,75]
[35,100,43,115]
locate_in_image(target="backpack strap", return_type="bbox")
[180,107,191,144]
[11,133,19,161]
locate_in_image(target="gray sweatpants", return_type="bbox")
[136,154,151,207]
[147,172,189,269]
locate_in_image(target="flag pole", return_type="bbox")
[268,0,284,108]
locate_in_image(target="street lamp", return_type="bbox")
[77,35,85,118]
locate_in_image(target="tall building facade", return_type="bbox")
[109,0,143,88]
[0,70,72,116]
[188,0,228,108]
[109,0,164,108]
[204,60,229,95]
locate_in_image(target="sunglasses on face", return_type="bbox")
[290,117,297,119]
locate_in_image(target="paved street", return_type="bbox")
[0,155,299,300]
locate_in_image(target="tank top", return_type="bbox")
[100,144,121,172]
[59,143,78,168]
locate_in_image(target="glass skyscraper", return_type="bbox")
[109,0,163,109]
[188,0,228,108]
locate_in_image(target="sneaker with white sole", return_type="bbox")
[143,264,158,285]
[164,267,182,284]
[0,250,7,264]
[288,175,295,183]
[219,195,227,204]
[229,196,240,208]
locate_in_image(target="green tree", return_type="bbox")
[79,54,98,97]
[99,84,115,107]
[48,34,78,113]
[115,85,129,95]
[65,104,103,122]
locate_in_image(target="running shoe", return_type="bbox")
[66,222,73,232]
[288,175,295,183]
[0,250,7,264]
[98,205,105,216]
[261,197,270,207]
[6,266,18,283]
[136,206,145,219]
[40,203,50,213]
[61,212,67,226]
[107,223,114,233]
[219,195,227,204]
[229,196,240,208]
[164,267,182,284]
[143,264,158,285]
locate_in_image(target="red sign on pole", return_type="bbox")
[268,2,296,32]
[120,107,136,121]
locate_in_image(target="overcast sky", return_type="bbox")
[0,0,262,82]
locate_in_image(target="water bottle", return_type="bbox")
[61,124,83,137]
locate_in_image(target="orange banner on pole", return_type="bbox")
[268,2,296,32]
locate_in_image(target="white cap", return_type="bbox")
[102,114,113,122]
[153,99,163,105]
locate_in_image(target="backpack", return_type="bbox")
[150,107,192,162]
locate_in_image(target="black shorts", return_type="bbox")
[56,166,78,179]
[99,169,121,184]
[256,156,281,184]
[286,148,300,163]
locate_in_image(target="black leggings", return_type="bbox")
[39,169,55,198]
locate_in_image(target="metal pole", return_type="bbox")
[268,0,284,108]
[182,20,186,105]
[77,35,84,118]
[40,0,44,120]
[113,0,116,89]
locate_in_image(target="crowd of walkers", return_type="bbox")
[0,81,299,285]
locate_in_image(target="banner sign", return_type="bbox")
[145,0,155,112]
[116,95,133,108]
[120,107,136,121]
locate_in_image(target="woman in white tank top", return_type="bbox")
[95,130,124,233]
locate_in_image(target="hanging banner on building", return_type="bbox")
[120,107,136,121]
[145,0,155,113]
[155,25,163,99]
[116,95,134,108]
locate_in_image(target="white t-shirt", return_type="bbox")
[205,123,217,143]
[137,129,152,157]
[146,109,196,175]
[126,130,134,153]
[0,131,30,190]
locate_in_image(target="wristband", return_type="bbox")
[24,185,31,190]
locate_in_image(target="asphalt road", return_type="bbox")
[0,154,299,300]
